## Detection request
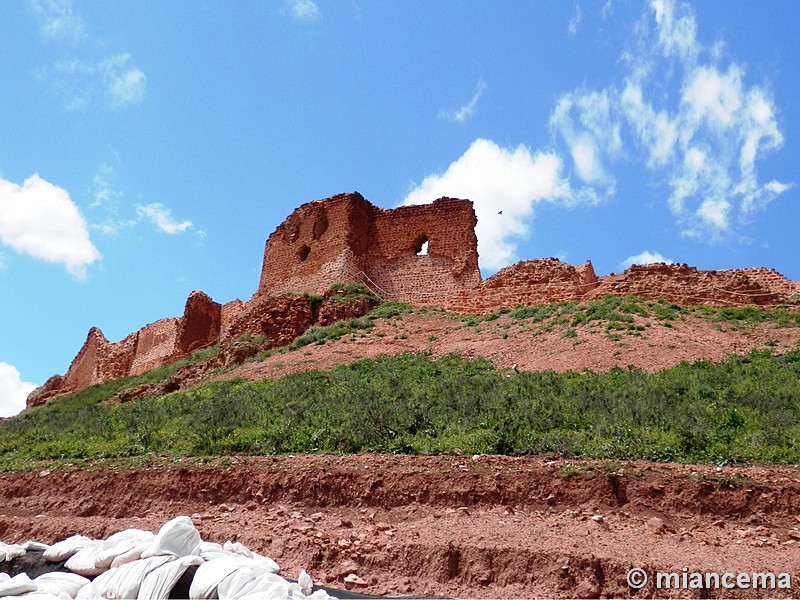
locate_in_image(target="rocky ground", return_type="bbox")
[2,455,800,598]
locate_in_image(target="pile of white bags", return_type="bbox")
[0,516,333,600]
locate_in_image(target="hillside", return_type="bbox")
[5,192,800,598]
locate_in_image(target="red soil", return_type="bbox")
[2,455,800,598]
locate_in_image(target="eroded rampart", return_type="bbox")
[27,192,800,407]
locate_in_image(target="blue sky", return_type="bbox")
[1,0,798,416]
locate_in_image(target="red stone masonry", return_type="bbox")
[257,192,481,304]
[26,191,800,407]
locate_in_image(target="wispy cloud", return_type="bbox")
[568,2,582,36]
[620,250,674,270]
[402,139,574,271]
[439,79,488,124]
[42,53,146,110]
[288,0,322,21]
[0,362,37,418]
[31,5,146,109]
[0,252,8,270]
[0,174,101,278]
[136,203,193,235]
[87,163,138,235]
[28,0,85,43]
[551,0,790,242]
[103,54,147,106]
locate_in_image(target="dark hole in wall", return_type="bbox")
[298,245,311,261]
[312,212,329,240]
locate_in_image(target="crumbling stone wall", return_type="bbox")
[258,193,371,297]
[220,300,246,337]
[174,291,222,359]
[443,259,599,313]
[222,295,316,349]
[60,327,139,393]
[33,291,230,405]
[129,318,179,376]
[364,199,481,303]
[583,264,787,306]
[731,267,800,301]
[257,192,481,304]
[26,191,800,409]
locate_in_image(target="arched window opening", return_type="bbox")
[298,245,311,261]
[414,236,429,256]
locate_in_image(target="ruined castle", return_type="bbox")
[27,192,800,406]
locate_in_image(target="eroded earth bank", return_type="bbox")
[2,454,800,598]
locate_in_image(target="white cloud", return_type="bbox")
[31,4,146,110]
[28,0,85,43]
[0,362,38,418]
[568,3,582,36]
[402,139,574,271]
[89,164,119,207]
[102,54,147,106]
[44,54,147,109]
[439,78,487,124]
[288,0,322,21]
[551,0,790,242]
[136,203,193,234]
[651,0,698,63]
[620,250,674,270]
[0,252,8,270]
[550,89,620,193]
[0,174,101,277]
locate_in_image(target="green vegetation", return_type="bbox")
[3,348,800,469]
[460,295,799,339]
[3,294,797,470]
[328,282,381,303]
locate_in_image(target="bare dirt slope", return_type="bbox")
[2,455,800,598]
[218,309,800,383]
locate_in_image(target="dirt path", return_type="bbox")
[2,454,800,598]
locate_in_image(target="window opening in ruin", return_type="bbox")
[298,245,311,261]
[312,213,328,240]
[414,236,429,256]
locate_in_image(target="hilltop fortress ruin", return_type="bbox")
[27,192,800,407]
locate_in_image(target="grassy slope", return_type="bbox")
[2,296,799,470]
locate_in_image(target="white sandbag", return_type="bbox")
[198,541,224,553]
[0,572,36,596]
[198,542,228,563]
[99,539,153,570]
[0,573,8,583]
[142,516,200,558]
[78,554,173,600]
[0,542,26,562]
[9,592,72,600]
[189,556,254,600]
[22,541,50,552]
[43,536,94,562]
[217,566,290,600]
[137,554,202,600]
[298,570,313,596]
[221,541,280,575]
[108,539,154,569]
[64,543,107,577]
[104,529,153,546]
[307,590,335,600]
[33,572,90,600]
